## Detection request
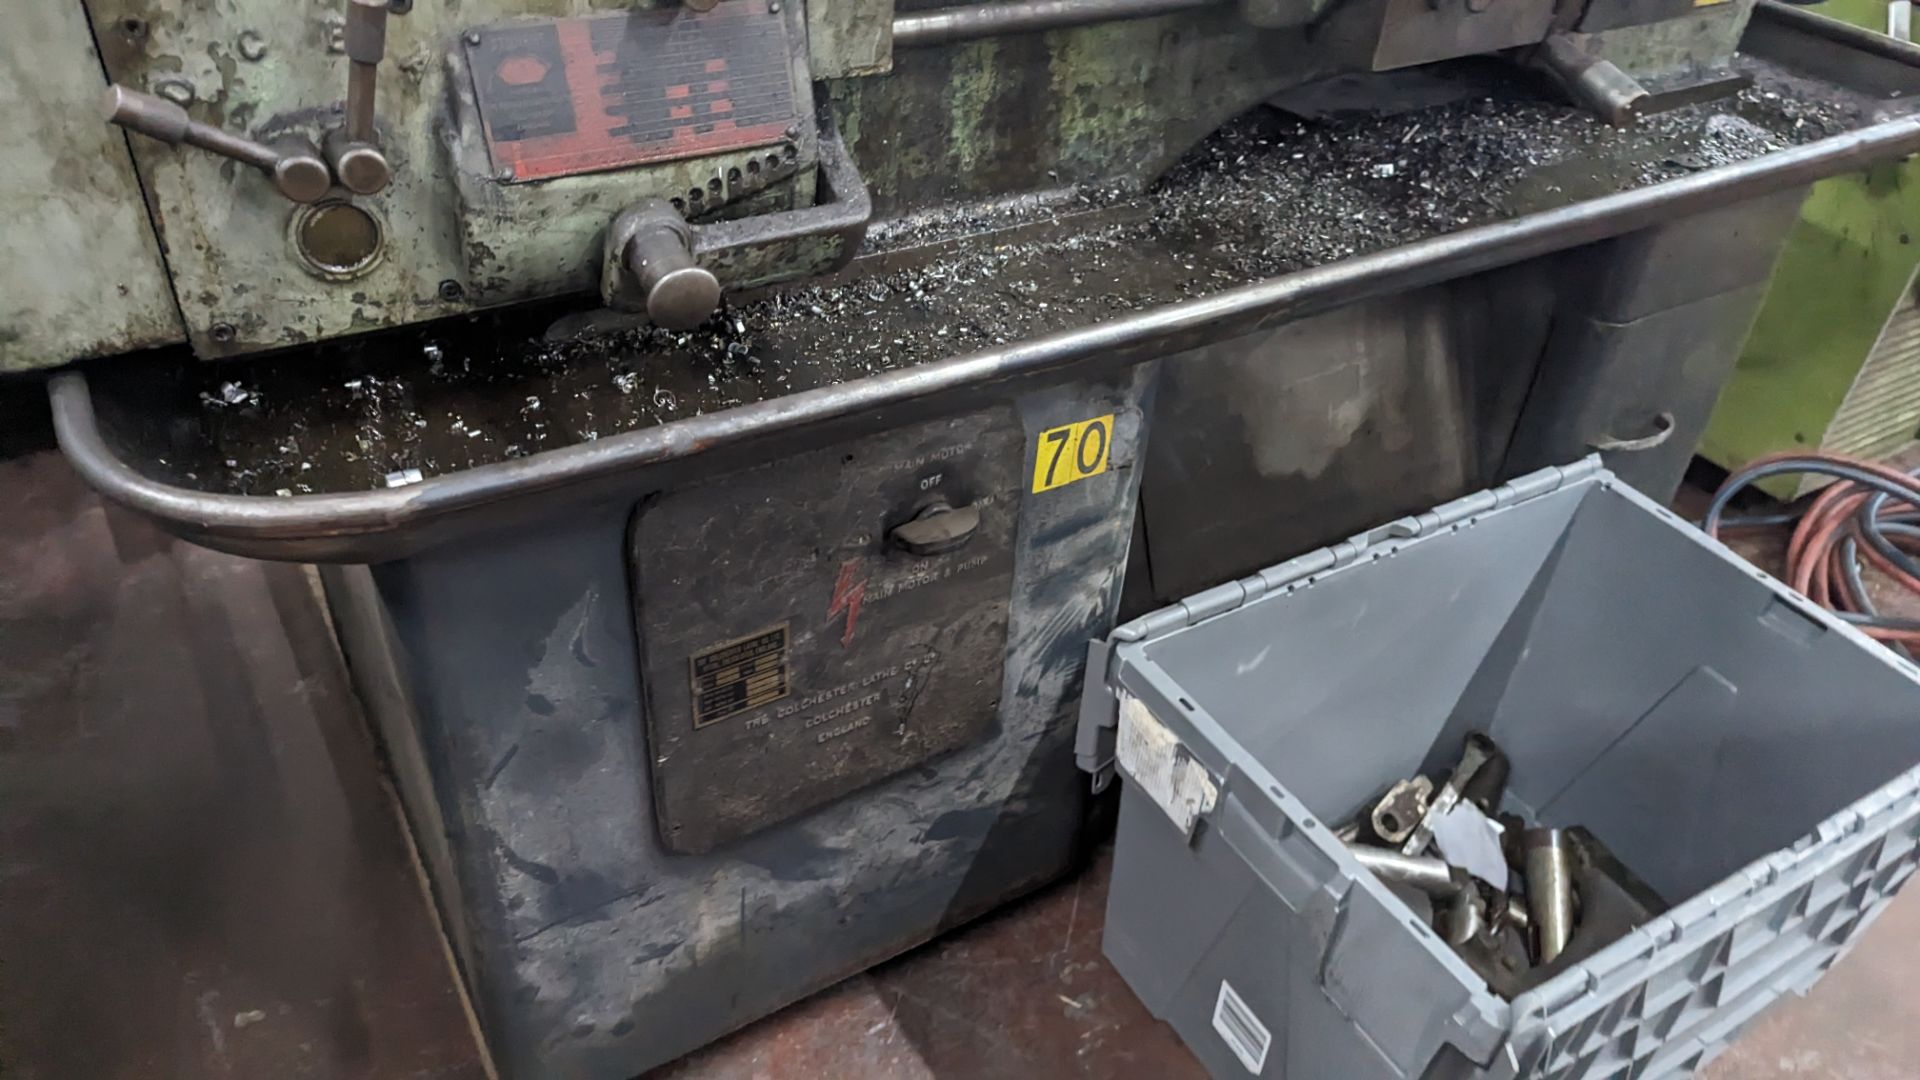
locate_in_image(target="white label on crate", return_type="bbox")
[1116,693,1218,838]
[1212,980,1272,1075]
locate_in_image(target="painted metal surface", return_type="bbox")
[0,3,183,372]
[3,0,1852,366]
[320,370,1153,1079]
[1703,0,1920,499]
[63,0,1376,359]
[1133,267,1551,604]
[78,0,821,358]
[834,4,1368,219]
[632,410,1023,853]
[808,0,895,76]
[464,6,801,182]
[1504,188,1811,497]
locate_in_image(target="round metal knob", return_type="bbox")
[334,143,392,195]
[324,129,391,196]
[270,138,332,203]
[625,225,720,330]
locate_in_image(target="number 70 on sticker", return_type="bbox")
[1032,414,1115,493]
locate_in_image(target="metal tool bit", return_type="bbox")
[1349,845,1468,898]
[1522,828,1575,964]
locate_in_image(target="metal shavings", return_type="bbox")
[178,62,1867,496]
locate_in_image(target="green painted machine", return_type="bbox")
[0,0,1796,371]
[1703,0,1920,497]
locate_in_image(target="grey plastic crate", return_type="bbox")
[1077,458,1920,1079]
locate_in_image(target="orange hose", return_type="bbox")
[1711,451,1920,643]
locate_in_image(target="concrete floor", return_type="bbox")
[4,432,1917,1079]
[0,440,486,1080]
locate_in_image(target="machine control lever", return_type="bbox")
[621,211,724,331]
[329,0,394,195]
[891,500,982,556]
[103,85,331,204]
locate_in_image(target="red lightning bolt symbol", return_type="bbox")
[828,558,866,647]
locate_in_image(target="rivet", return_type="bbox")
[209,322,238,344]
[465,30,482,46]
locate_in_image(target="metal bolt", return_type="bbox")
[495,165,515,182]
[769,0,782,11]
[464,30,482,46]
[209,322,238,344]
[154,78,195,107]
[437,279,465,302]
[784,123,800,139]
[237,30,268,61]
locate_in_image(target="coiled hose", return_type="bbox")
[1704,452,1920,653]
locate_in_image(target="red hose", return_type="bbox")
[1708,451,1920,643]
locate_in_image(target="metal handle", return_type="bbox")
[1590,411,1676,453]
[329,0,393,195]
[601,121,873,321]
[890,500,982,555]
[623,217,723,330]
[104,85,330,203]
[688,124,874,286]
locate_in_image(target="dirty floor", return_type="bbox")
[3,433,1917,1080]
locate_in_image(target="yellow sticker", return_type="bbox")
[1692,0,1731,7]
[1033,414,1114,493]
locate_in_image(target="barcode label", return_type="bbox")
[1212,980,1272,1074]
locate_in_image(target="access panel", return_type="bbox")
[632,409,1024,853]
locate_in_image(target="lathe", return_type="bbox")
[8,0,1920,1076]
[8,0,1819,364]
